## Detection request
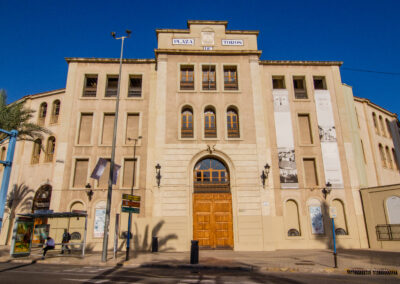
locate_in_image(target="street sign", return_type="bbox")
[122,200,140,208]
[122,194,141,202]
[329,206,337,218]
[121,207,140,214]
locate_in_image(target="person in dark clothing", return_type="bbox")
[61,229,71,254]
[42,236,55,259]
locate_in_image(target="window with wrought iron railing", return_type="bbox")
[180,65,194,90]
[224,66,238,90]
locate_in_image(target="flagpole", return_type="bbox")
[102,30,131,262]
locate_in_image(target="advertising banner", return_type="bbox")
[273,90,298,188]
[10,216,34,257]
[93,208,106,238]
[315,90,343,188]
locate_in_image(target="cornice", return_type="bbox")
[65,58,156,64]
[354,96,397,117]
[154,49,262,56]
[259,60,343,66]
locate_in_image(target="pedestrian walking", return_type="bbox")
[42,236,55,259]
[61,229,71,254]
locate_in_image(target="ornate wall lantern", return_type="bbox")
[260,163,270,188]
[85,183,94,201]
[322,182,332,199]
[155,163,161,188]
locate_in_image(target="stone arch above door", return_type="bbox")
[32,184,52,212]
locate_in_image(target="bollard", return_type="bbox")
[151,237,158,253]
[190,240,199,264]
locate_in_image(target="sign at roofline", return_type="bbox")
[222,39,243,46]
[173,38,194,45]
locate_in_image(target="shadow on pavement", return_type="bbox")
[0,260,37,273]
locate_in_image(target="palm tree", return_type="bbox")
[4,183,34,244]
[0,89,51,142]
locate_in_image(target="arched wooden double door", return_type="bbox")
[193,157,233,249]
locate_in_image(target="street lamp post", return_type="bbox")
[101,30,131,263]
[126,136,141,261]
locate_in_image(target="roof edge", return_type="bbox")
[354,96,398,117]
[65,57,156,64]
[260,60,343,66]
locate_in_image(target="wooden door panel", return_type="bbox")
[193,193,233,249]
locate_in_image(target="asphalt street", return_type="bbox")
[0,262,398,284]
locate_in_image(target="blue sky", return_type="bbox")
[1,0,399,114]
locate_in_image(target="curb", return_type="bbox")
[140,263,255,271]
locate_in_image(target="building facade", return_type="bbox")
[1,20,399,251]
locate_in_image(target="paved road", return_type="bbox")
[0,262,398,283]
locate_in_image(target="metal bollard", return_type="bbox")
[151,237,158,253]
[190,240,199,264]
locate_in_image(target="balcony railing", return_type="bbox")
[228,128,240,138]
[202,81,216,90]
[128,87,142,97]
[181,128,193,138]
[180,81,194,90]
[105,88,117,97]
[376,224,400,241]
[205,128,216,138]
[224,81,238,90]
[83,87,97,97]
[294,89,308,99]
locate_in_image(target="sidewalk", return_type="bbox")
[1,245,399,275]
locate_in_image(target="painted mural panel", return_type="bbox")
[309,206,324,234]
[273,90,298,188]
[315,90,343,188]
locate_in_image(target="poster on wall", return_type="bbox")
[33,224,50,244]
[315,90,343,188]
[94,209,106,238]
[273,90,298,188]
[309,206,324,234]
[10,216,34,257]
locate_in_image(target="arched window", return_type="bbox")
[379,144,386,168]
[392,148,399,170]
[379,116,386,136]
[332,199,348,235]
[386,119,392,138]
[70,201,85,241]
[194,158,229,191]
[308,199,325,235]
[45,137,56,162]
[38,102,47,125]
[0,147,6,161]
[285,199,301,236]
[31,139,42,164]
[386,146,393,169]
[372,112,379,135]
[386,196,400,224]
[51,100,61,123]
[181,107,193,138]
[204,108,216,138]
[227,107,239,138]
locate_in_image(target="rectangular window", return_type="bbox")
[128,75,142,97]
[180,65,194,90]
[224,66,238,90]
[83,75,98,97]
[125,114,139,144]
[272,76,285,89]
[102,114,115,144]
[105,76,118,97]
[98,159,111,188]
[313,76,327,90]
[298,114,313,144]
[78,113,93,144]
[73,159,89,188]
[303,158,318,186]
[293,77,308,99]
[123,158,137,188]
[202,65,216,90]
